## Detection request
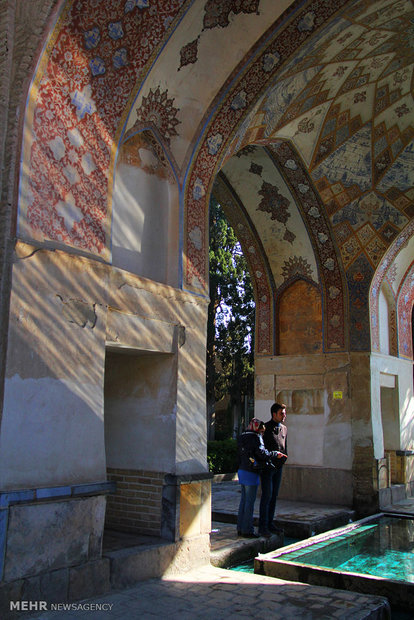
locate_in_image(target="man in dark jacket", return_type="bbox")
[258,403,288,537]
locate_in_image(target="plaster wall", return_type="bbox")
[104,351,177,471]
[370,352,414,456]
[255,353,353,471]
[112,161,179,287]
[0,241,209,491]
[105,270,209,476]
[0,244,108,489]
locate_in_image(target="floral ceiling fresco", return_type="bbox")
[17,0,414,353]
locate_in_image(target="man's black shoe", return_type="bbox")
[241,532,259,538]
[259,530,271,538]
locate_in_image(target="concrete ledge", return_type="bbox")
[106,534,210,590]
[274,510,354,539]
[212,473,238,483]
[210,532,283,569]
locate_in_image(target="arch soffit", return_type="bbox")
[218,140,347,352]
[397,263,414,360]
[183,0,347,293]
[370,220,414,353]
[211,172,275,355]
[265,141,347,352]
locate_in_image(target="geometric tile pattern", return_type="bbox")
[346,254,374,351]
[268,142,346,351]
[227,0,414,290]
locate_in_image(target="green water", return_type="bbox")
[229,524,414,619]
[230,537,299,572]
[277,516,414,583]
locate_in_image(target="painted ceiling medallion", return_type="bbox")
[136,86,181,145]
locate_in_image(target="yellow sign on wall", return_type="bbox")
[333,391,343,399]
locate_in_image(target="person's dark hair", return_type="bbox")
[271,402,286,415]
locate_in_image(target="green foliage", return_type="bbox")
[207,197,255,435]
[207,439,238,474]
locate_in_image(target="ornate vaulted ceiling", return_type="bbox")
[220,0,414,299]
[17,0,414,354]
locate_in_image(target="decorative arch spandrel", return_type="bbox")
[17,0,187,261]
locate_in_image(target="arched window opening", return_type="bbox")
[207,198,255,441]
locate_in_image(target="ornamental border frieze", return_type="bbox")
[397,265,414,360]
[267,142,347,352]
[212,173,275,355]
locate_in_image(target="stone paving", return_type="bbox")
[26,480,414,619]
[30,563,390,619]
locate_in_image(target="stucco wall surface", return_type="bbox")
[0,241,208,490]
[255,353,354,470]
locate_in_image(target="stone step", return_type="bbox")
[212,508,355,539]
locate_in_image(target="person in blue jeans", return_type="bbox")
[237,418,279,538]
[259,403,288,537]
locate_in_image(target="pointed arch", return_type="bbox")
[211,172,275,354]
[183,0,348,295]
[397,265,414,360]
[370,219,414,352]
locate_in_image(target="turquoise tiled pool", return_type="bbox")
[276,516,414,582]
[256,514,414,612]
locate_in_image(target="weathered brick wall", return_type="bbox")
[106,468,164,536]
